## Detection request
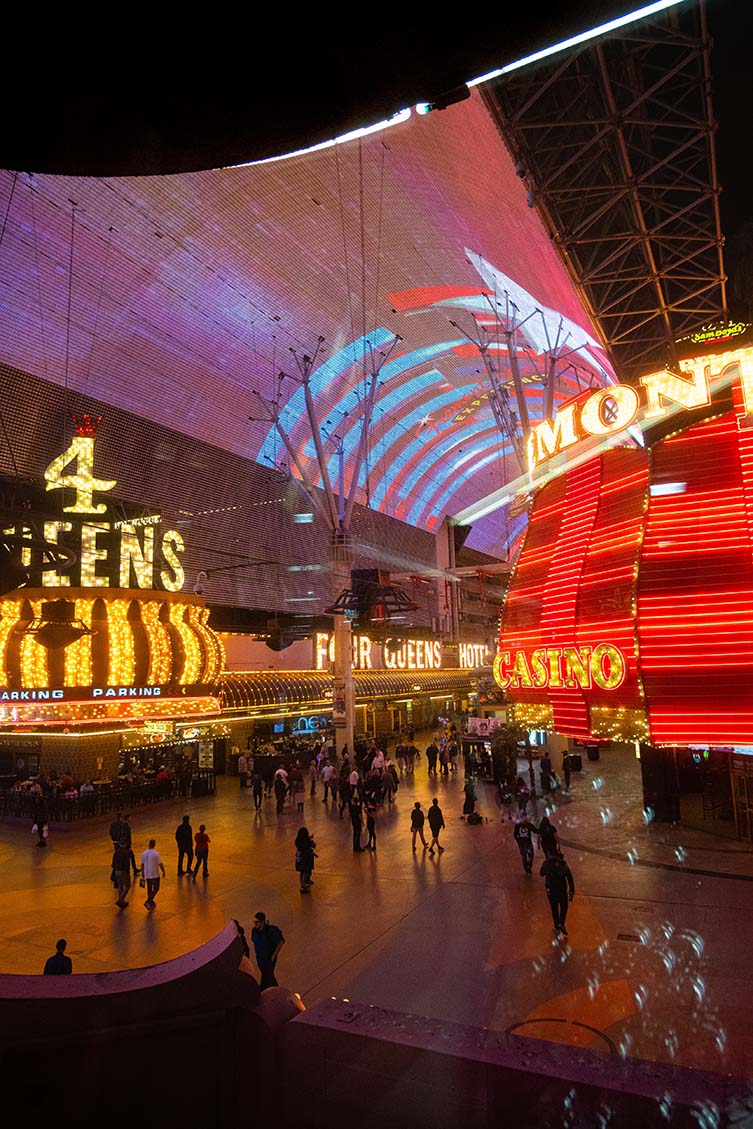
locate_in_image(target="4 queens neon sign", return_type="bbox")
[528,347,753,475]
[493,644,626,692]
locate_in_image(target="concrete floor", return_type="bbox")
[2,742,753,1082]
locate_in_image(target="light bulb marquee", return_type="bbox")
[0,420,227,725]
[8,417,186,591]
[496,346,753,747]
[0,588,224,725]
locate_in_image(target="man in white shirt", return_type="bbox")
[349,766,359,800]
[321,762,335,803]
[371,749,385,773]
[140,839,166,910]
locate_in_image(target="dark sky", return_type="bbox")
[708,0,753,238]
[2,4,749,264]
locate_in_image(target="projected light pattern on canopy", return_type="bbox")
[0,90,610,554]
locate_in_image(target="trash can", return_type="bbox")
[586,744,600,762]
[569,752,583,772]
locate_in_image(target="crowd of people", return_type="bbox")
[38,725,579,984]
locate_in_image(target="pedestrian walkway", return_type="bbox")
[1,742,752,1083]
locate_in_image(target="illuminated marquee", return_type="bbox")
[7,417,186,591]
[527,346,753,475]
[314,632,444,671]
[493,645,626,691]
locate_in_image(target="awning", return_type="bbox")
[219,668,479,711]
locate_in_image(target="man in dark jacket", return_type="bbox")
[427,798,445,854]
[112,841,132,907]
[251,912,284,989]
[426,742,439,776]
[540,851,575,936]
[411,802,428,850]
[44,939,72,975]
[513,817,537,873]
[175,815,193,876]
[350,798,364,852]
[539,754,552,793]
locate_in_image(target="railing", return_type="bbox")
[0,770,216,822]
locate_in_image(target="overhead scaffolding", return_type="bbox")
[481,0,727,382]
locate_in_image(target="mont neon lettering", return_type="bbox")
[493,644,626,691]
[527,347,753,474]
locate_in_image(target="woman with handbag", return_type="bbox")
[294,826,316,893]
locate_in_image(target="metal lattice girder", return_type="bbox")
[483,0,726,381]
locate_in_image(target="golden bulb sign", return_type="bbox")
[493,644,627,691]
[19,425,186,591]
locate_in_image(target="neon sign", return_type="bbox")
[493,645,627,691]
[682,321,749,347]
[13,417,187,591]
[527,347,753,476]
[314,631,444,671]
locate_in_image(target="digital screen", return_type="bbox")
[0,93,609,557]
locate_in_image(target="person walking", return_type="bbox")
[294,776,305,814]
[449,739,459,773]
[121,814,139,876]
[274,772,288,814]
[462,776,477,817]
[365,803,377,851]
[537,816,560,858]
[294,826,316,892]
[175,815,193,876]
[109,812,127,850]
[338,763,352,818]
[350,797,364,852]
[112,840,132,907]
[426,742,438,777]
[251,770,263,811]
[497,780,514,821]
[320,761,334,802]
[140,839,166,910]
[540,851,575,936]
[513,817,537,874]
[32,796,49,848]
[427,798,445,854]
[238,752,248,789]
[439,743,449,776]
[192,824,210,878]
[539,753,552,794]
[44,939,72,975]
[308,759,318,797]
[515,777,530,817]
[411,802,428,851]
[251,912,285,989]
[348,764,360,803]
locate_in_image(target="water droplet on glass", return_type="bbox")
[642,806,654,824]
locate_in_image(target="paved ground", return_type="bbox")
[2,741,753,1084]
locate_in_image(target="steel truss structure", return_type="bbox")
[483,0,727,381]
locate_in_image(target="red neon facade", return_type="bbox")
[499,401,753,746]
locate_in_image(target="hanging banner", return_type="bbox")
[333,677,347,728]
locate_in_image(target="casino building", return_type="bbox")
[495,333,753,839]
